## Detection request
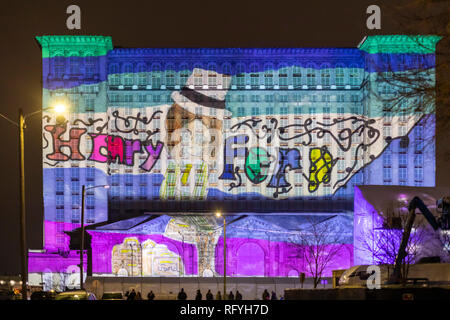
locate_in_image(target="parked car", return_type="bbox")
[101,292,124,300]
[55,290,96,300]
[30,290,57,300]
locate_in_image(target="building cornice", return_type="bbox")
[36,35,113,58]
[359,35,442,54]
[107,47,363,57]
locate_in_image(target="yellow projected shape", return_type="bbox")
[181,164,193,185]
[308,147,334,193]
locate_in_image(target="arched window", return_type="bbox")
[165,64,176,87]
[85,55,96,79]
[250,63,259,87]
[123,64,134,86]
[69,55,80,75]
[292,65,302,87]
[235,63,246,87]
[278,63,288,87]
[306,63,316,86]
[179,63,189,86]
[151,63,161,88]
[349,64,359,87]
[335,64,345,86]
[320,64,331,86]
[264,63,274,87]
[207,63,217,87]
[221,63,232,88]
[236,242,265,276]
[193,64,203,87]
[109,64,120,85]
[137,64,147,85]
[53,55,65,79]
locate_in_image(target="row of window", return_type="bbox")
[52,56,98,78]
[382,167,424,184]
[107,69,360,87]
[107,93,360,104]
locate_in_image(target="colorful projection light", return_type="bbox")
[28,35,439,284]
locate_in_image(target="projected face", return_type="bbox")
[166,104,223,165]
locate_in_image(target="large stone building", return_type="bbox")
[29,35,439,290]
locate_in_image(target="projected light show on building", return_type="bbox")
[29,35,439,286]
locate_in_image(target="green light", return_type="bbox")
[359,35,441,54]
[36,35,113,58]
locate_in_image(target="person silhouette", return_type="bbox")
[206,289,213,300]
[128,289,136,300]
[177,288,187,300]
[228,291,234,300]
[147,291,155,300]
[235,290,242,300]
[215,291,222,300]
[195,289,202,300]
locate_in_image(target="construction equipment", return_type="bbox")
[389,196,450,283]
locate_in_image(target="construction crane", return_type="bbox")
[390,196,450,283]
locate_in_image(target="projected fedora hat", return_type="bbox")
[171,68,232,118]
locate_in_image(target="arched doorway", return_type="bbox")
[236,242,265,276]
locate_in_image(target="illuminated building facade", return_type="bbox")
[29,35,439,287]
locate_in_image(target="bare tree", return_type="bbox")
[358,211,430,282]
[290,216,348,288]
[373,1,450,164]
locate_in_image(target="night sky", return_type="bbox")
[0,0,442,274]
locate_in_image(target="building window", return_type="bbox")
[165,66,175,87]
[383,167,392,182]
[124,64,134,86]
[383,152,392,167]
[71,167,80,181]
[335,66,344,86]
[399,167,408,184]
[414,167,423,182]
[85,56,96,79]
[250,64,259,87]
[180,65,189,86]
[109,64,121,85]
[138,64,147,85]
[69,56,79,75]
[279,67,288,87]
[221,63,232,87]
[414,153,423,167]
[307,65,316,86]
[349,67,359,86]
[236,63,246,87]
[55,168,64,181]
[54,55,65,78]
[321,66,330,86]
[208,64,217,87]
[292,66,302,87]
[264,68,274,87]
[85,97,95,112]
[152,64,162,88]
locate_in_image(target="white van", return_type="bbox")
[339,265,390,288]
[339,263,450,288]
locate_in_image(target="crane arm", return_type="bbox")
[390,196,441,283]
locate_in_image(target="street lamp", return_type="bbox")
[0,104,66,300]
[215,211,226,300]
[79,184,109,289]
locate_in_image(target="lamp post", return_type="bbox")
[80,184,109,289]
[0,104,66,300]
[215,212,226,300]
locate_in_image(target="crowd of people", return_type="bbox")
[124,288,283,300]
